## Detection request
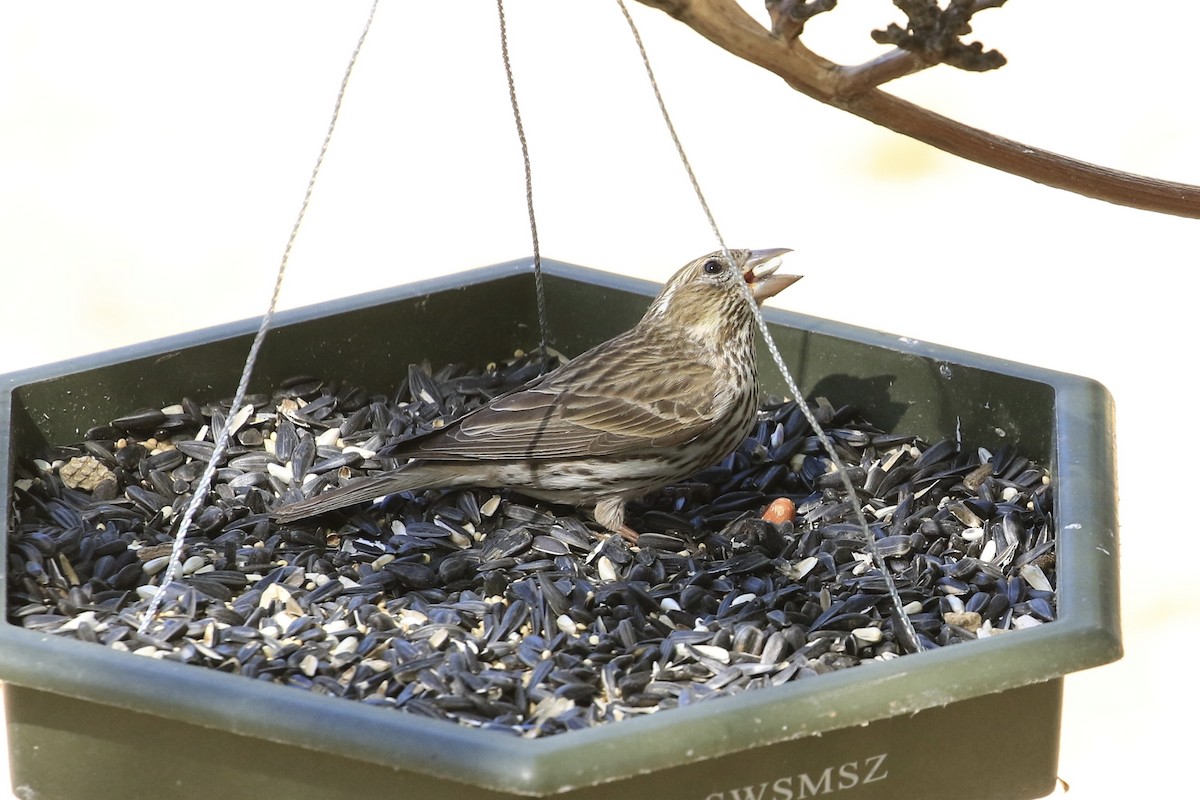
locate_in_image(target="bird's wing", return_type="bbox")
[383,336,722,461]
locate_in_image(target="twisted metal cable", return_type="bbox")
[497,0,551,361]
[615,0,922,652]
[139,0,381,633]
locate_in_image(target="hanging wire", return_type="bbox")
[496,0,551,362]
[138,0,381,634]
[614,0,923,653]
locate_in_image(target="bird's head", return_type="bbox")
[642,248,800,340]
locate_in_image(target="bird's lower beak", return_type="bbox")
[743,248,801,303]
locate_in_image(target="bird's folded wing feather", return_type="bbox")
[383,340,720,461]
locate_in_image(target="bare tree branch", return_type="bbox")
[635,0,1200,218]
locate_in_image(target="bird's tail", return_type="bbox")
[272,467,441,523]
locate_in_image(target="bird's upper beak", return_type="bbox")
[743,248,801,303]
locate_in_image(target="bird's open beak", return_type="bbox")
[743,248,801,303]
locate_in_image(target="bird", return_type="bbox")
[272,249,800,542]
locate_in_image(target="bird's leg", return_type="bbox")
[615,525,641,544]
[593,496,640,544]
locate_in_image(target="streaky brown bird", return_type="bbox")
[272,249,800,542]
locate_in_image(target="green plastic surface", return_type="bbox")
[1,259,1119,798]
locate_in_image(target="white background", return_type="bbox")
[2,2,1196,797]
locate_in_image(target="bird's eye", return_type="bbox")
[702,259,723,275]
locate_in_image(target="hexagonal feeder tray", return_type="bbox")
[1,259,1119,800]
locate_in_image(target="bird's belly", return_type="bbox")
[432,396,755,507]
[479,457,682,505]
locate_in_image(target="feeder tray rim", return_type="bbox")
[0,257,1120,796]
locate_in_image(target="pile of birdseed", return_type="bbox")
[6,351,1056,737]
